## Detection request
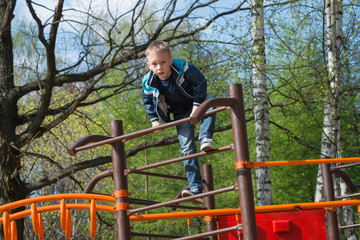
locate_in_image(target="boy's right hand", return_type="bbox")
[151,121,163,132]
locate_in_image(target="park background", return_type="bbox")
[0,0,359,239]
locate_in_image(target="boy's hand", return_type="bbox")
[190,105,199,118]
[151,121,163,132]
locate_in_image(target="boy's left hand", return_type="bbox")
[190,105,199,118]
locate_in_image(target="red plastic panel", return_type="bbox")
[273,220,290,233]
[218,209,327,240]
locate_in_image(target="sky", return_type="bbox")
[12,0,244,72]
[13,0,241,32]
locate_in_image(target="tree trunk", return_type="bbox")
[0,0,26,239]
[315,0,357,239]
[251,0,272,206]
[334,1,356,238]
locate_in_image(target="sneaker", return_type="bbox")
[181,189,204,204]
[200,138,214,152]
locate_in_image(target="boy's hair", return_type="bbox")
[145,40,171,57]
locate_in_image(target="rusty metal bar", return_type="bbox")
[110,120,131,239]
[331,162,360,170]
[331,168,357,192]
[129,185,238,215]
[229,84,258,240]
[202,164,217,240]
[127,170,188,181]
[131,232,184,239]
[190,98,237,124]
[129,198,206,211]
[335,192,360,200]
[84,169,187,194]
[124,145,233,175]
[172,224,242,240]
[67,135,112,155]
[68,107,228,155]
[321,162,340,240]
[84,169,113,193]
[338,224,360,230]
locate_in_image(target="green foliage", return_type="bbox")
[14,0,360,238]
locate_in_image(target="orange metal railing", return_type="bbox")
[0,194,115,240]
[2,193,360,239]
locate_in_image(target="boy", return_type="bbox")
[142,40,216,204]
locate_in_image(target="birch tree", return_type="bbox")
[314,0,340,202]
[314,0,356,238]
[333,1,357,239]
[251,0,272,205]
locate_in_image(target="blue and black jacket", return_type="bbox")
[142,59,207,123]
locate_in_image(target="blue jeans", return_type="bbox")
[174,94,216,192]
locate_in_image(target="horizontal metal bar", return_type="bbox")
[129,185,238,215]
[338,223,360,230]
[127,170,187,181]
[331,162,360,171]
[129,198,206,211]
[172,224,242,240]
[125,145,233,175]
[131,232,184,239]
[335,192,360,200]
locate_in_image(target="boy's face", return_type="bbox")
[146,50,173,79]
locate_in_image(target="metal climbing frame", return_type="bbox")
[2,83,360,239]
[66,83,259,239]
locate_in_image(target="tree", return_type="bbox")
[314,0,357,238]
[251,0,272,206]
[0,0,245,238]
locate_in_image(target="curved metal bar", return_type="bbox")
[67,135,112,155]
[190,97,237,124]
[331,168,357,193]
[84,169,113,193]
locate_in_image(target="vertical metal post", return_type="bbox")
[110,120,131,239]
[202,164,217,240]
[321,162,340,240]
[229,84,258,240]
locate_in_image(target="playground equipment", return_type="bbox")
[1,84,360,239]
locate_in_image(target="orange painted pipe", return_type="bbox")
[65,209,71,239]
[90,200,97,239]
[38,213,44,240]
[30,203,39,234]
[0,204,115,224]
[0,193,115,213]
[3,211,10,240]
[247,157,360,168]
[129,199,360,221]
[60,199,66,231]
[10,220,17,240]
